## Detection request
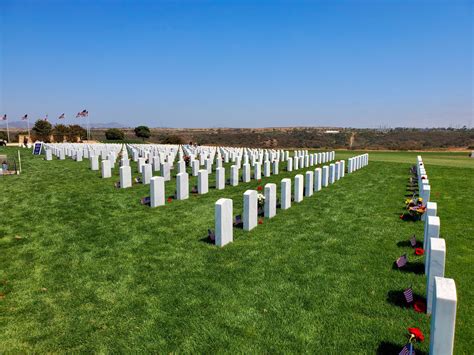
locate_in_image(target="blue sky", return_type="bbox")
[1,0,472,128]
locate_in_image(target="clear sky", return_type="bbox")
[1,0,472,128]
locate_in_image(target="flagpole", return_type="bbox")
[6,118,10,142]
[87,114,90,141]
[27,117,31,143]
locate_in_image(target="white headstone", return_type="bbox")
[424,215,440,273]
[150,176,165,207]
[305,171,313,197]
[119,165,132,188]
[198,169,209,194]
[287,158,293,172]
[242,163,251,183]
[243,190,258,231]
[294,174,303,203]
[141,163,152,185]
[176,172,189,200]
[101,160,111,178]
[215,198,233,247]
[278,179,291,211]
[216,167,225,190]
[429,277,457,355]
[230,165,239,186]
[427,238,446,314]
[161,163,171,181]
[264,183,276,218]
[254,163,261,180]
[322,166,329,187]
[314,168,322,191]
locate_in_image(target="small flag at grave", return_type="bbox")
[208,229,215,242]
[140,196,151,205]
[403,287,414,304]
[410,235,417,247]
[399,343,415,355]
[396,254,407,268]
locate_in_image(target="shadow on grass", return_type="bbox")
[386,290,426,308]
[377,341,427,355]
[392,261,425,275]
[397,240,422,248]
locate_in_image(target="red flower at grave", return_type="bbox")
[258,218,263,225]
[415,248,424,256]
[408,327,424,342]
[413,300,426,313]
[399,214,405,219]
[167,197,172,203]
[257,186,263,191]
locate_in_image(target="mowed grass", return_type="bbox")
[0,147,472,352]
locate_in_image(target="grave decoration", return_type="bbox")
[395,254,407,268]
[140,196,151,206]
[409,235,417,247]
[207,229,215,243]
[401,197,426,221]
[399,326,424,354]
[414,248,424,256]
[233,215,243,228]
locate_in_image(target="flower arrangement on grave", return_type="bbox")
[399,327,424,354]
[183,155,191,166]
[414,248,424,256]
[401,197,426,220]
[407,327,424,343]
[257,193,265,208]
[257,185,263,191]
[167,197,172,203]
[413,300,427,313]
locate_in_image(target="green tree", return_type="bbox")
[53,124,69,142]
[134,125,151,141]
[68,124,87,141]
[32,120,52,141]
[105,128,125,140]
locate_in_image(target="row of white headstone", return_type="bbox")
[417,156,457,355]
[139,150,336,207]
[213,154,369,247]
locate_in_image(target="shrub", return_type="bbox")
[161,134,183,145]
[105,128,125,140]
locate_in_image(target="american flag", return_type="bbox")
[403,287,414,303]
[76,112,81,118]
[1,114,6,121]
[399,343,415,355]
[410,235,417,247]
[21,114,28,120]
[44,114,48,121]
[58,113,65,119]
[396,254,407,268]
[80,109,88,117]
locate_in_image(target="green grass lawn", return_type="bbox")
[0,147,472,352]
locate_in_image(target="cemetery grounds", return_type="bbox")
[0,147,472,353]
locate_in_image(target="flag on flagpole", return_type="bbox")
[1,114,6,121]
[403,287,414,304]
[410,235,417,247]
[81,109,89,117]
[44,114,49,121]
[396,254,408,268]
[76,112,81,118]
[21,114,28,120]
[58,113,65,119]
